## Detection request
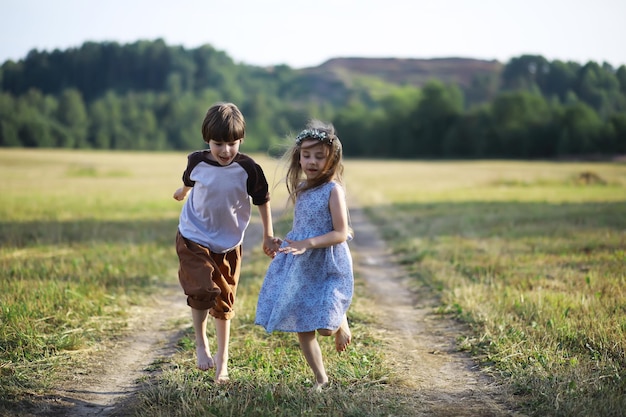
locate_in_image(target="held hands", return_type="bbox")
[278,238,308,255]
[263,237,282,258]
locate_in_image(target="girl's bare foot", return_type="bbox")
[335,316,352,352]
[196,347,214,371]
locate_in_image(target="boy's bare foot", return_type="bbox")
[196,347,214,371]
[313,380,329,392]
[214,355,229,383]
[335,316,352,352]
[215,375,230,384]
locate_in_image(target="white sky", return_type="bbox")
[2,0,625,69]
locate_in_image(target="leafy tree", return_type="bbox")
[17,117,53,148]
[334,99,376,157]
[575,61,621,116]
[501,55,550,92]
[88,99,112,149]
[369,86,421,158]
[0,120,19,146]
[542,60,579,101]
[0,93,19,146]
[489,91,553,157]
[242,93,277,151]
[616,66,626,94]
[56,88,88,147]
[557,101,604,155]
[604,113,626,153]
[408,81,464,157]
[443,105,493,158]
[466,73,500,105]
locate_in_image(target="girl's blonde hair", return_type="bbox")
[284,120,344,204]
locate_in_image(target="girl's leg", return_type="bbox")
[214,318,230,382]
[191,308,214,370]
[334,315,352,352]
[317,315,352,352]
[297,331,328,390]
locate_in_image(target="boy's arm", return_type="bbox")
[257,202,279,257]
[173,186,192,201]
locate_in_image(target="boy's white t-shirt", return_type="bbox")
[178,151,269,253]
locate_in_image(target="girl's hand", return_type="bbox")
[278,239,308,255]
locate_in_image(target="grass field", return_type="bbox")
[346,159,626,416]
[1,149,625,416]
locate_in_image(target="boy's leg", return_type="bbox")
[208,245,240,382]
[214,318,230,382]
[192,308,214,371]
[297,331,328,390]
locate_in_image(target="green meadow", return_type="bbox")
[1,149,625,416]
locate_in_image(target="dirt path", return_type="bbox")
[41,203,522,416]
[348,206,522,417]
[44,284,189,416]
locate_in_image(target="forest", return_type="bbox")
[1,38,625,158]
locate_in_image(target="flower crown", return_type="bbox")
[295,128,333,145]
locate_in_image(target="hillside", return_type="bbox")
[305,57,503,87]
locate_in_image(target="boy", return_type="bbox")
[173,102,276,382]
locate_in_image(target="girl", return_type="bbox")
[255,120,353,391]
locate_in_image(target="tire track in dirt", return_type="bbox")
[44,285,189,416]
[348,204,524,417]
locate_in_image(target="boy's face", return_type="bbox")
[208,139,242,166]
[299,140,329,180]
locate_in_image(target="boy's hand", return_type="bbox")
[173,187,188,201]
[263,237,282,258]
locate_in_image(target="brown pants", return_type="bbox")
[175,231,242,320]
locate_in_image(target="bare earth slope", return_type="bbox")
[35,202,523,416]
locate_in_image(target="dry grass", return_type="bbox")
[1,150,625,416]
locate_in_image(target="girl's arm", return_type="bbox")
[280,185,349,255]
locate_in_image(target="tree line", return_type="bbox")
[1,39,625,158]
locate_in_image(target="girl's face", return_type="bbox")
[208,139,242,166]
[299,140,329,180]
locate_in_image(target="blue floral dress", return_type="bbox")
[255,181,354,333]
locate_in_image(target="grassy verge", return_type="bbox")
[0,150,185,405]
[346,159,626,417]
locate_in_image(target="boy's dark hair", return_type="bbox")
[201,102,246,143]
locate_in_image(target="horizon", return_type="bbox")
[1,39,619,70]
[2,0,625,70]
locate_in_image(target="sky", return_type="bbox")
[2,0,626,69]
